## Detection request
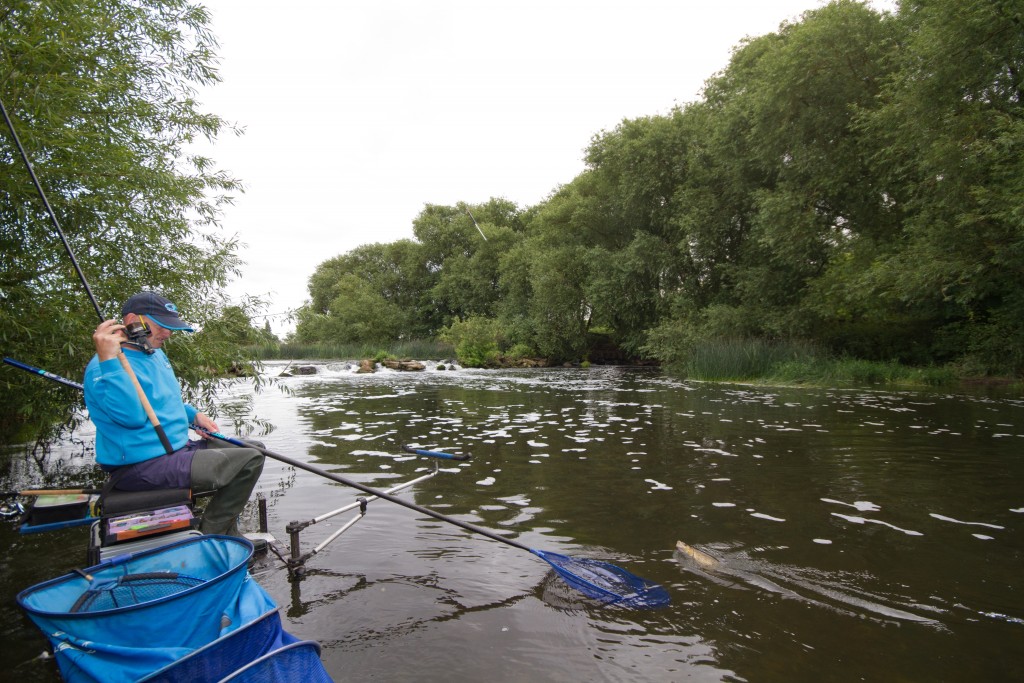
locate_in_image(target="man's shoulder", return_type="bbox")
[84,354,102,376]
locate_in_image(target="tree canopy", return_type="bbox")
[1,0,254,445]
[298,0,1023,374]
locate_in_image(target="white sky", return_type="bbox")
[193,0,895,335]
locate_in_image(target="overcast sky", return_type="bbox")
[193,0,894,335]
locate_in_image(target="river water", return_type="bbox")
[2,363,1022,682]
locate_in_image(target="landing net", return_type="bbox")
[532,550,670,608]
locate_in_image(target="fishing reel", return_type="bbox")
[122,320,154,354]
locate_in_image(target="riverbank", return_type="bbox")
[675,339,1024,391]
[246,338,1019,392]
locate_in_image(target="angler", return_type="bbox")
[86,291,264,538]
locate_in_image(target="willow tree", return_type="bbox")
[297,239,434,343]
[689,1,898,343]
[0,1,246,446]
[414,198,524,330]
[856,0,1024,372]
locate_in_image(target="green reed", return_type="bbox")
[684,339,956,387]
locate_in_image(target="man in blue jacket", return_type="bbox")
[84,291,264,537]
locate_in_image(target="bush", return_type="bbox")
[441,317,501,368]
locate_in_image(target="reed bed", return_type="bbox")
[684,339,956,387]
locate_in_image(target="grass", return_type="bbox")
[246,339,455,361]
[684,339,957,387]
[684,339,817,380]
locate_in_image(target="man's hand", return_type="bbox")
[93,319,126,361]
[193,412,221,438]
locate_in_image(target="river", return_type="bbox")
[2,363,1022,682]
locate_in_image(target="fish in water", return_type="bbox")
[675,540,720,570]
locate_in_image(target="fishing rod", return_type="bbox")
[0,95,173,454]
[3,357,84,391]
[195,426,669,608]
[0,98,103,322]
[2,488,102,498]
[6,359,670,607]
[5,356,474,467]
[466,210,488,241]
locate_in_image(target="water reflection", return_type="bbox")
[2,364,1023,682]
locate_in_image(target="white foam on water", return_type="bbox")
[644,479,673,491]
[822,498,881,512]
[832,513,923,536]
[695,448,738,457]
[751,512,786,522]
[929,513,1004,530]
[476,477,496,486]
[713,502,736,508]
[813,538,833,544]
[982,612,1024,625]
[972,534,995,540]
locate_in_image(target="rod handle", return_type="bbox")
[118,353,174,454]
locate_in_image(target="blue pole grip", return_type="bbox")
[192,426,245,446]
[402,445,471,461]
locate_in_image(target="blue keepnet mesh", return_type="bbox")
[18,535,277,683]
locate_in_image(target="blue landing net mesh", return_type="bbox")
[532,550,671,608]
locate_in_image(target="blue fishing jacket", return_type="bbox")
[84,348,198,466]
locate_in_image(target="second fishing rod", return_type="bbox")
[1,95,174,455]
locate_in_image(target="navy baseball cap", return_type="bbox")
[122,292,195,332]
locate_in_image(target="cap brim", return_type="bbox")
[148,315,195,333]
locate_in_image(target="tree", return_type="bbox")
[641,1,905,361]
[415,198,524,328]
[1,0,247,445]
[297,199,527,346]
[856,0,1024,372]
[700,1,898,338]
[297,239,432,343]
